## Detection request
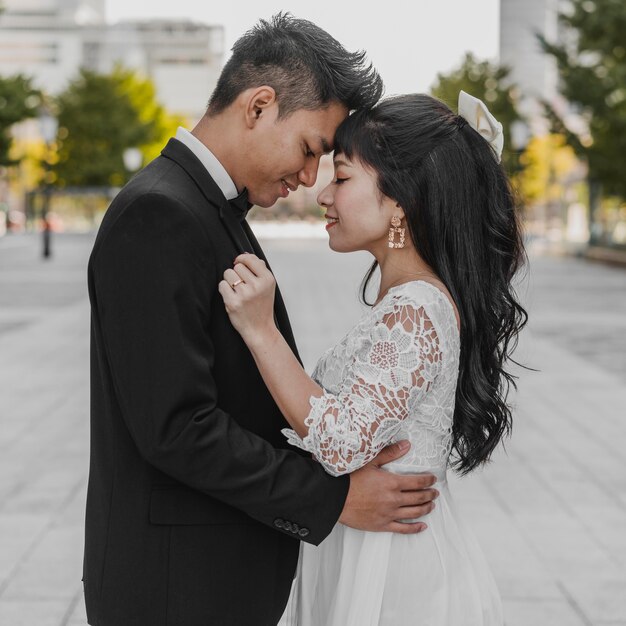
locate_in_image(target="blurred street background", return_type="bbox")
[1,233,625,626]
[1,0,625,624]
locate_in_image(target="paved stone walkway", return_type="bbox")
[0,232,625,625]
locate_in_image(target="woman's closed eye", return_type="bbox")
[334,177,348,185]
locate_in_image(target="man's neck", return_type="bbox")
[191,114,243,192]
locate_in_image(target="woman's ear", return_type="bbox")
[382,196,405,221]
[244,86,277,128]
[395,202,406,221]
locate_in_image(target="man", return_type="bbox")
[84,13,438,626]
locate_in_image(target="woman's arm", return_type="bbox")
[245,326,324,439]
[219,254,443,476]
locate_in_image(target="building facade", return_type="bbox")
[499,0,565,132]
[0,0,224,228]
[0,0,224,121]
[499,0,605,251]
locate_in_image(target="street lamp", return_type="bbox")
[39,110,58,147]
[38,107,58,259]
[123,148,142,174]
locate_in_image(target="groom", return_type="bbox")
[84,13,438,626]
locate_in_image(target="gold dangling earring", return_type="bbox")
[388,216,405,249]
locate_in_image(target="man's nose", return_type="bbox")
[298,160,318,188]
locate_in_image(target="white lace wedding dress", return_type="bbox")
[278,281,503,626]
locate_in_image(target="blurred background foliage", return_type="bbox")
[0,0,624,249]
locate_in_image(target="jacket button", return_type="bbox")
[291,523,300,534]
[274,518,285,529]
[298,528,310,538]
[283,521,292,532]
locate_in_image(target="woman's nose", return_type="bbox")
[317,184,333,208]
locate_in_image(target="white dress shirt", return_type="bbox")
[174,127,238,201]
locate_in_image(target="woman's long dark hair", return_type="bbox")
[334,94,528,474]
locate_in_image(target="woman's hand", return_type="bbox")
[218,253,278,345]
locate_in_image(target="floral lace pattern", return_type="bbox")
[283,281,460,476]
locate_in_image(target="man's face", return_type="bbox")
[242,101,348,208]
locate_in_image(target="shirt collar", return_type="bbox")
[174,127,238,201]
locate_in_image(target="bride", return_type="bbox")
[219,92,528,625]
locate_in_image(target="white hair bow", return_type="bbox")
[458,90,504,163]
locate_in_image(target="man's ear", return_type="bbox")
[244,86,277,129]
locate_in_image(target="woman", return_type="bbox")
[219,92,527,625]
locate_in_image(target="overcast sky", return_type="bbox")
[106,0,501,96]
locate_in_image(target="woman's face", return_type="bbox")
[317,153,401,254]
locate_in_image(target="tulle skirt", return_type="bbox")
[278,471,503,626]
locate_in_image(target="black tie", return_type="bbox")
[228,188,252,222]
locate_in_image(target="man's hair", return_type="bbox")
[207,12,383,118]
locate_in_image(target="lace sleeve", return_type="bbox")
[282,299,442,476]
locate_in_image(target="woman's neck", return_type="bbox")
[375,246,438,305]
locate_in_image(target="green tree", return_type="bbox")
[430,53,524,174]
[518,134,579,205]
[538,0,626,200]
[0,74,42,166]
[54,68,155,187]
[112,65,188,164]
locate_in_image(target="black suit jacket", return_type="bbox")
[83,138,350,626]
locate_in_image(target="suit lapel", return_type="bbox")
[242,221,302,364]
[161,138,253,255]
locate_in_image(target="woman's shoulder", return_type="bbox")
[376,280,460,334]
